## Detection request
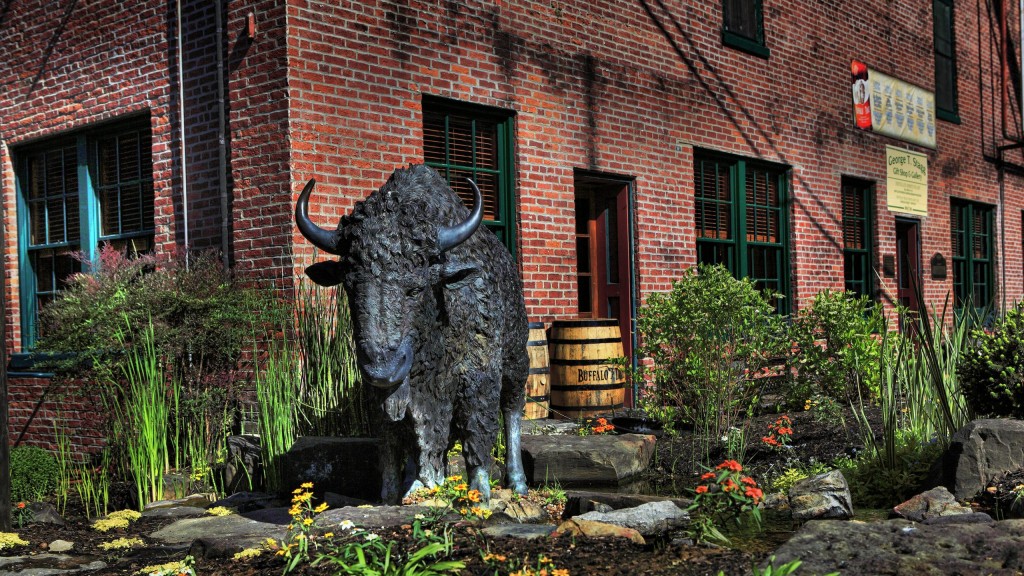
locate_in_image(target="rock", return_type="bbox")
[146,493,216,510]
[225,434,263,493]
[324,491,373,509]
[789,469,853,521]
[770,518,1024,575]
[553,518,646,544]
[489,490,549,523]
[522,419,582,436]
[760,492,789,511]
[562,490,692,518]
[210,491,284,513]
[573,500,689,537]
[520,434,655,486]
[150,511,290,558]
[317,505,455,530]
[942,419,1024,500]
[0,554,107,575]
[48,540,74,552]
[281,437,381,501]
[27,502,64,526]
[481,524,556,540]
[142,506,208,519]
[892,486,973,522]
[921,512,994,525]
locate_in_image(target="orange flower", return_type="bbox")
[695,485,709,494]
[722,479,738,492]
[762,436,778,445]
[16,502,25,509]
[745,486,763,502]
[741,476,757,486]
[700,471,716,480]
[716,459,743,472]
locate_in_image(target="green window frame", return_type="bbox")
[951,199,994,311]
[422,95,517,257]
[15,119,154,347]
[842,178,874,299]
[933,0,960,123]
[695,152,790,313]
[722,0,770,58]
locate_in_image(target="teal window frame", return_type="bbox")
[695,152,790,313]
[15,119,154,347]
[933,0,960,123]
[842,178,874,299]
[722,0,770,58]
[951,199,994,311]
[422,96,517,257]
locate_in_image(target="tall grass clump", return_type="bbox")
[294,275,367,437]
[255,329,300,493]
[112,318,171,509]
[631,264,787,467]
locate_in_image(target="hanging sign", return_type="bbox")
[886,146,928,217]
[851,61,936,149]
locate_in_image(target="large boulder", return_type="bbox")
[519,434,655,486]
[280,437,381,501]
[788,469,853,521]
[942,419,1024,500]
[770,518,1024,575]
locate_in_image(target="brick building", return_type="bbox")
[1,1,1022,449]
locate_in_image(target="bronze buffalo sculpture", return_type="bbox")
[295,164,529,503]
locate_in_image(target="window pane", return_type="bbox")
[724,0,759,40]
[97,129,154,238]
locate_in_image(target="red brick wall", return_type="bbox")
[284,0,1024,325]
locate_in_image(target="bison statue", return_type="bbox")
[295,164,529,503]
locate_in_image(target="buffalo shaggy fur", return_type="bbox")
[295,164,529,503]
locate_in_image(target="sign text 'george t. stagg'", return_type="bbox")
[295,164,529,503]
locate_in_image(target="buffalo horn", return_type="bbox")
[437,178,483,252]
[295,178,342,255]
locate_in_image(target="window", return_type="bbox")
[842,179,874,299]
[16,119,154,346]
[695,152,789,312]
[933,0,960,122]
[422,96,516,255]
[951,200,993,310]
[722,0,770,58]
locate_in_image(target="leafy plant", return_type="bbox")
[417,475,491,521]
[482,552,569,576]
[786,290,883,407]
[687,459,764,544]
[631,264,786,467]
[761,414,793,450]
[275,483,332,574]
[312,518,464,576]
[11,502,32,528]
[958,303,1024,418]
[255,330,300,493]
[9,445,59,503]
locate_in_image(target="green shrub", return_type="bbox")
[842,431,944,508]
[787,290,884,408]
[632,264,787,464]
[958,304,1024,418]
[10,445,60,503]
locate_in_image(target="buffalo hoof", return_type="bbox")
[469,467,491,502]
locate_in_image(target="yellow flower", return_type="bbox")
[552,570,570,576]
[314,503,329,513]
[323,532,334,538]
[292,488,304,495]
[303,518,313,526]
[301,482,314,489]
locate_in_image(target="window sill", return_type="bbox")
[937,108,961,124]
[8,353,55,378]
[722,30,771,59]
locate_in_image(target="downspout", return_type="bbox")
[176,0,190,268]
[216,0,229,269]
[628,180,639,406]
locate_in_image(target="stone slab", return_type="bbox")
[519,433,655,486]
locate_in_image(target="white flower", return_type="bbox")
[414,514,426,520]
[339,520,355,531]
[364,533,380,541]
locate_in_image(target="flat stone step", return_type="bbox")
[519,433,656,487]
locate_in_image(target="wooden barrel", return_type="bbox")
[548,319,625,419]
[524,322,550,419]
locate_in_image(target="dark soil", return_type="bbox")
[2,405,988,576]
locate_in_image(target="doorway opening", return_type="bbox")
[572,171,635,403]
[895,218,921,332]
